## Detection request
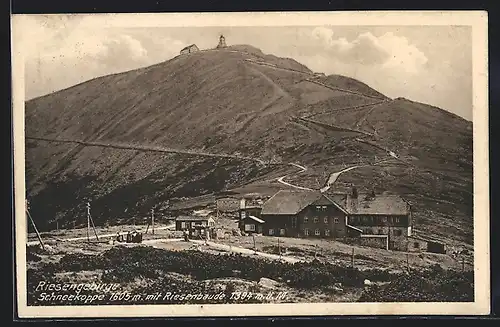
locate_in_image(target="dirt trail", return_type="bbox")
[320,165,364,193]
[191,239,305,263]
[27,224,175,246]
[320,159,394,193]
[294,116,373,137]
[277,163,314,191]
[27,136,267,165]
[305,78,388,101]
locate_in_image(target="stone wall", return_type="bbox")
[360,235,388,250]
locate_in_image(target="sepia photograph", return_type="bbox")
[11,11,489,318]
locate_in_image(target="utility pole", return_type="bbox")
[152,208,155,235]
[406,252,410,273]
[278,237,281,259]
[462,257,465,272]
[87,202,99,241]
[86,202,90,242]
[26,200,45,250]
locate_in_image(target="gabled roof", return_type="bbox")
[181,44,198,51]
[261,190,322,215]
[346,194,409,215]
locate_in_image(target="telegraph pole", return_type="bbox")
[86,202,90,242]
[86,202,99,241]
[151,208,155,235]
[26,200,45,250]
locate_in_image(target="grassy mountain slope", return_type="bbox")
[25,45,473,245]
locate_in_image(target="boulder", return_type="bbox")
[258,277,280,289]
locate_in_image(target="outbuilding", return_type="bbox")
[180,44,200,55]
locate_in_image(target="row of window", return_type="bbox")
[267,227,345,237]
[180,221,213,229]
[304,228,342,236]
[349,216,404,224]
[304,216,340,224]
[269,229,286,236]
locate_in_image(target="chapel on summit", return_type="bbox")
[217,35,227,48]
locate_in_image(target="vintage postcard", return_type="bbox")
[12,11,489,318]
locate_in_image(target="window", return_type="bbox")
[395,217,401,224]
[315,206,321,211]
[303,217,309,223]
[334,218,339,224]
[394,229,402,236]
[325,229,330,236]
[241,211,246,219]
[322,206,327,211]
[324,217,328,224]
[280,229,285,236]
[181,222,186,229]
[304,228,310,236]
[269,229,274,235]
[414,242,420,248]
[245,224,255,232]
[315,229,321,236]
[314,217,319,223]
[291,217,297,228]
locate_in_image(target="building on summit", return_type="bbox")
[180,44,199,55]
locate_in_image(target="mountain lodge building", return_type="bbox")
[237,188,443,253]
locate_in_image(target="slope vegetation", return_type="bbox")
[25,45,473,245]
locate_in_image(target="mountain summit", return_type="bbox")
[25,44,472,245]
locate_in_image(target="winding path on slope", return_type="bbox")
[277,163,314,191]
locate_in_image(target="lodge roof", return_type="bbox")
[260,189,410,216]
[346,193,409,215]
[261,190,322,215]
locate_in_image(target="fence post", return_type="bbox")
[351,247,354,268]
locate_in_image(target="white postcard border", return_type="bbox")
[12,11,490,318]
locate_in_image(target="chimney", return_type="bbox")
[349,186,358,213]
[351,186,358,199]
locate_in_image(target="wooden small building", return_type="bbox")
[180,44,200,55]
[175,215,215,238]
[239,206,262,220]
[408,235,447,254]
[240,215,265,234]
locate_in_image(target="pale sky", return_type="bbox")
[19,15,472,120]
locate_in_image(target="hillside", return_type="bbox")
[24,44,473,245]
